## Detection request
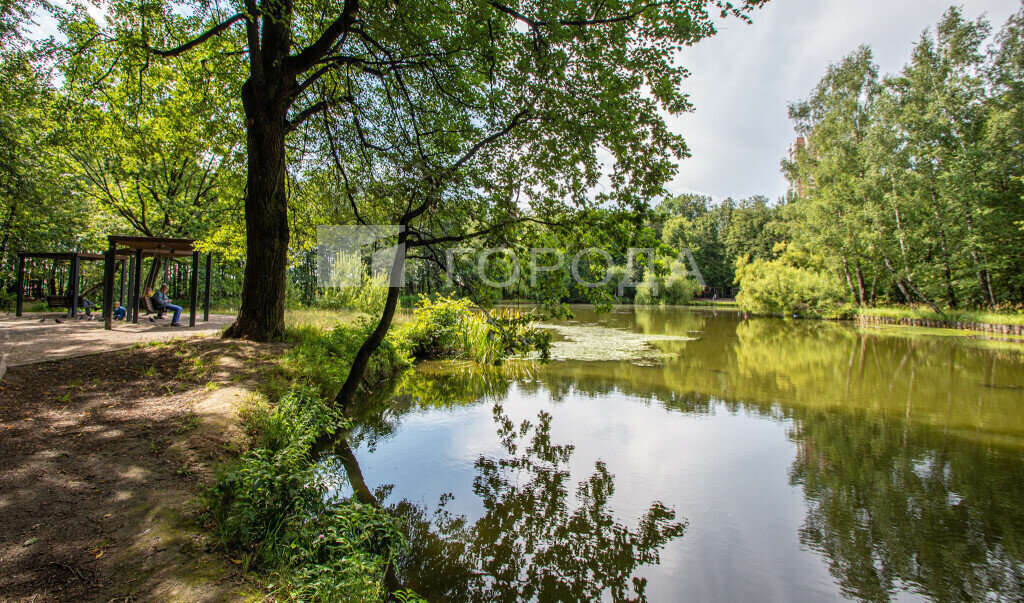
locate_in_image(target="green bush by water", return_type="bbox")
[635,266,704,307]
[207,322,418,601]
[397,295,551,364]
[206,299,550,599]
[282,322,411,399]
[734,255,851,319]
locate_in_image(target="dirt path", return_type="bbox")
[0,338,285,601]
[0,313,237,368]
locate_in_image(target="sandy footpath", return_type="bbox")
[0,313,236,368]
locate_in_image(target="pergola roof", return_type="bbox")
[17,251,106,261]
[109,235,196,258]
[18,237,198,262]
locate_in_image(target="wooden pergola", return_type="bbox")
[101,236,213,330]
[14,251,107,318]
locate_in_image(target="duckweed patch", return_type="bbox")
[540,323,694,362]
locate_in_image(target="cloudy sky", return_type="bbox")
[668,0,1019,203]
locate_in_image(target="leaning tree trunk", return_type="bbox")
[334,230,408,412]
[224,32,293,341]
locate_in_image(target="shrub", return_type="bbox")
[634,262,703,306]
[283,322,411,398]
[209,388,407,601]
[398,295,550,364]
[734,255,850,318]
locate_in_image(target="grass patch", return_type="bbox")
[859,306,1024,326]
[681,300,739,308]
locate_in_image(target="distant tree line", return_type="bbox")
[652,5,1024,317]
[774,5,1024,313]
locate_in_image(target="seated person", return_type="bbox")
[112,301,127,320]
[151,284,183,326]
[78,297,98,317]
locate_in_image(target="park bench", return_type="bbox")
[46,295,71,309]
[140,295,157,315]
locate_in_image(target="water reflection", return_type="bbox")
[337,403,686,602]
[790,409,1024,601]
[334,307,1024,600]
[543,308,1024,447]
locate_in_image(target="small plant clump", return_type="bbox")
[398,295,551,365]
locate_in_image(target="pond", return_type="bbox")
[328,307,1024,601]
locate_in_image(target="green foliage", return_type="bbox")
[316,252,388,315]
[635,262,704,306]
[735,253,851,318]
[398,296,551,365]
[783,6,1024,310]
[655,193,786,291]
[208,388,405,601]
[283,322,411,399]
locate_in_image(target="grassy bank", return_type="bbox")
[858,306,1024,327]
[204,321,417,601]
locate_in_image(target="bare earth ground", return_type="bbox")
[0,313,237,369]
[0,337,288,602]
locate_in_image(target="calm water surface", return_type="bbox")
[329,307,1024,602]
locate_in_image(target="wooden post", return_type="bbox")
[132,248,143,323]
[203,253,212,322]
[103,241,116,330]
[126,253,137,323]
[189,251,199,327]
[119,259,126,306]
[69,254,80,318]
[15,254,25,317]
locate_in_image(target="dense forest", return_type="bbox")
[751,6,1024,316]
[2,2,1022,323]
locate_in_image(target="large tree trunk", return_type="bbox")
[855,261,866,305]
[928,192,957,309]
[840,253,858,303]
[224,19,294,341]
[963,212,995,310]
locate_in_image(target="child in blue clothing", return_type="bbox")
[112,301,127,320]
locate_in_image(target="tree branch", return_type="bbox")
[287,95,354,131]
[143,13,248,58]
[284,0,359,75]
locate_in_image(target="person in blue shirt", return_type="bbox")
[112,301,127,320]
[151,284,183,326]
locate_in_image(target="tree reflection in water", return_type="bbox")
[337,403,686,602]
[789,409,1024,601]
